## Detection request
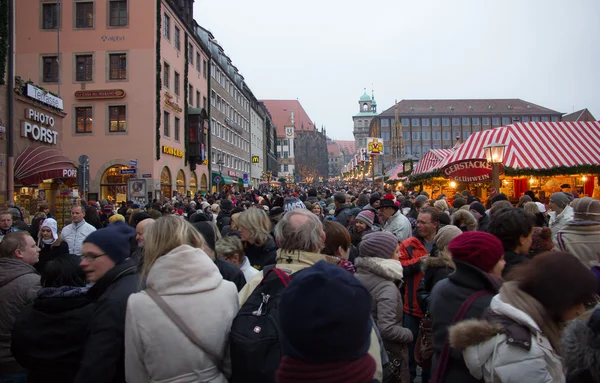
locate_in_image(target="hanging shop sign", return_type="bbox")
[26,84,64,110]
[367,137,383,155]
[75,89,126,100]
[21,108,58,145]
[162,145,184,158]
[164,92,183,113]
[442,160,503,183]
[251,156,260,163]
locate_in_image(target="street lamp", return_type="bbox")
[483,142,506,193]
[216,155,224,193]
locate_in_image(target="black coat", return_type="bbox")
[416,255,455,314]
[215,257,246,291]
[245,236,278,270]
[74,259,139,383]
[11,289,94,383]
[35,241,70,274]
[217,211,232,233]
[429,260,502,383]
[476,214,490,232]
[502,250,529,279]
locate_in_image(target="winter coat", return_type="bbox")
[245,236,278,270]
[502,250,529,279]
[355,257,413,361]
[549,205,574,245]
[592,264,600,296]
[477,214,490,232]
[428,260,501,383]
[0,258,40,374]
[216,211,232,234]
[556,221,600,267]
[449,295,565,383]
[562,309,600,383]
[11,286,94,383]
[74,259,139,383]
[214,257,246,292]
[238,249,384,382]
[34,240,70,274]
[416,253,455,314]
[60,220,97,256]
[334,203,353,227]
[533,212,548,227]
[383,210,412,242]
[399,235,433,318]
[125,245,238,383]
[452,209,478,232]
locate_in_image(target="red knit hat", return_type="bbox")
[448,232,504,273]
[383,193,395,200]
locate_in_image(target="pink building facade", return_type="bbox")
[15,0,209,205]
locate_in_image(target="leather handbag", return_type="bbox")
[415,313,433,368]
[145,288,222,370]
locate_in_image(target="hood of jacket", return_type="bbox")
[147,245,223,295]
[452,209,478,231]
[421,251,455,272]
[562,313,600,381]
[355,256,404,282]
[449,294,541,351]
[0,258,38,288]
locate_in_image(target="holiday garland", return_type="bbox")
[0,0,7,85]
[155,0,162,161]
[183,33,189,166]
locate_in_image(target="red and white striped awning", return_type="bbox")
[15,146,78,185]
[413,148,455,175]
[386,163,405,181]
[440,121,600,169]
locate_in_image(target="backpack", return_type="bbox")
[230,266,301,383]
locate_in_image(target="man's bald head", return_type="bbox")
[136,218,155,247]
[275,209,324,253]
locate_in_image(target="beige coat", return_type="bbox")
[238,249,384,381]
[125,245,239,383]
[556,221,600,267]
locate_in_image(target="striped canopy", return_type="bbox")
[440,121,600,170]
[413,148,455,175]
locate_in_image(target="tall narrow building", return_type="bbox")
[352,88,377,150]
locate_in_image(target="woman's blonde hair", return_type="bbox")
[236,208,271,246]
[523,201,541,215]
[231,212,242,230]
[141,216,205,281]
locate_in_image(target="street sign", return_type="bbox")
[142,174,152,178]
[121,169,136,175]
[243,173,249,187]
[130,159,138,167]
[214,176,222,184]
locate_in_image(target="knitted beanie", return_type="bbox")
[530,227,554,253]
[369,192,381,206]
[448,232,504,273]
[355,210,375,228]
[83,222,135,265]
[416,195,429,204]
[383,193,395,201]
[572,197,600,222]
[220,199,234,212]
[550,192,570,209]
[470,202,486,216]
[434,225,462,251]
[359,231,399,259]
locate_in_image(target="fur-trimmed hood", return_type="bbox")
[355,256,404,282]
[421,251,455,272]
[451,209,478,231]
[562,312,600,382]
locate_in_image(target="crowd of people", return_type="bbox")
[0,185,599,383]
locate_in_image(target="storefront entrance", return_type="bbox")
[176,170,186,197]
[101,165,133,204]
[190,173,198,195]
[160,166,172,200]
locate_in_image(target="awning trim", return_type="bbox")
[14,146,77,185]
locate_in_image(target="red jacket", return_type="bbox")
[399,236,429,318]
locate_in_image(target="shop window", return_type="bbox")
[108,105,127,132]
[174,26,181,50]
[174,117,180,141]
[109,0,127,27]
[176,170,186,196]
[163,111,170,137]
[42,3,59,29]
[75,2,94,28]
[163,13,170,39]
[75,107,93,133]
[75,54,93,81]
[42,56,59,82]
[163,62,170,88]
[161,167,172,199]
[109,53,127,80]
[174,72,180,95]
[101,165,133,204]
[197,173,206,192]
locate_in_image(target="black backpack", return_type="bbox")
[230,266,300,383]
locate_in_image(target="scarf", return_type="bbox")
[38,285,90,298]
[499,281,563,355]
[276,355,375,383]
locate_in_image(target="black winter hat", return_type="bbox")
[220,199,234,212]
[369,192,381,206]
[83,222,135,265]
[191,221,216,252]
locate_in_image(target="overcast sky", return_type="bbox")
[194,0,600,140]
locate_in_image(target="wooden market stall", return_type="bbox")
[407,148,456,197]
[436,121,600,202]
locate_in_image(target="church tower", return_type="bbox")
[352,88,377,150]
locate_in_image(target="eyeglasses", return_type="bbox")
[417,220,433,225]
[82,253,106,262]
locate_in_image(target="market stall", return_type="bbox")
[407,149,456,197]
[437,121,600,202]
